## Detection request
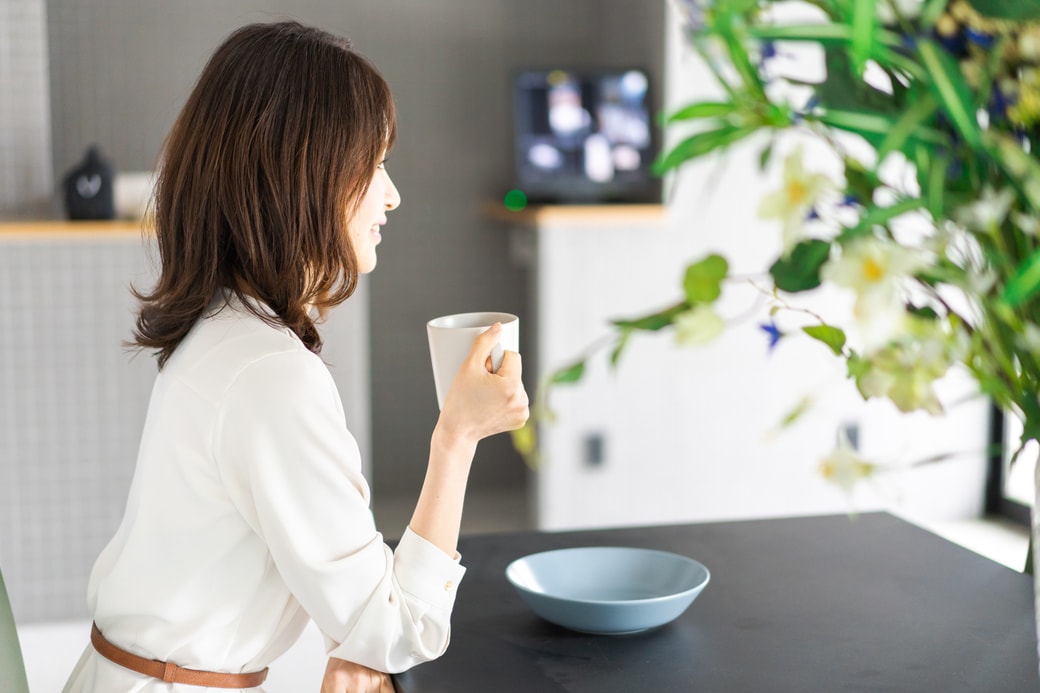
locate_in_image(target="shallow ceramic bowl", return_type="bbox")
[505,546,710,635]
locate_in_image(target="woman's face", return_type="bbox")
[349,160,401,273]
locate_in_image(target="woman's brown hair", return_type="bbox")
[132,21,396,368]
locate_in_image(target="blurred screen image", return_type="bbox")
[511,68,659,204]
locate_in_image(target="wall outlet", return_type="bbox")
[841,421,860,450]
[583,433,606,468]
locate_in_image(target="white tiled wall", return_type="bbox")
[0,234,154,622]
[0,233,371,623]
[0,0,53,217]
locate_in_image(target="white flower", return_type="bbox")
[1013,211,1039,236]
[954,186,1015,231]
[819,431,876,496]
[852,318,963,415]
[1017,323,1040,357]
[821,236,930,350]
[758,146,835,254]
[857,359,944,415]
[1018,26,1040,62]
[674,304,725,346]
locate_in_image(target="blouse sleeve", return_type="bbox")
[213,348,466,673]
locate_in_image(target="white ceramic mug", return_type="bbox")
[427,312,519,409]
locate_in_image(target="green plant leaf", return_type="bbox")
[550,360,586,384]
[803,325,847,355]
[666,101,739,123]
[770,239,833,292]
[758,141,775,171]
[912,142,949,220]
[750,23,855,43]
[875,94,940,164]
[749,23,920,78]
[683,254,729,303]
[847,352,870,379]
[1003,247,1040,307]
[816,108,948,149]
[839,197,927,239]
[966,0,1040,20]
[916,39,981,149]
[844,157,880,202]
[778,395,814,428]
[850,0,876,76]
[983,131,1040,212]
[920,0,951,26]
[610,330,632,369]
[653,124,758,174]
[613,301,690,331]
[712,8,767,100]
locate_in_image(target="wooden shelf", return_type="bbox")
[483,202,668,226]
[0,220,147,239]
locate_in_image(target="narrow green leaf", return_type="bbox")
[839,197,927,239]
[926,149,948,220]
[816,108,947,148]
[920,0,951,26]
[613,302,690,331]
[610,330,632,369]
[916,39,981,149]
[803,325,847,356]
[876,94,939,164]
[750,23,854,43]
[983,131,1040,211]
[667,102,738,124]
[713,10,767,100]
[758,141,775,171]
[850,0,876,75]
[779,395,814,428]
[653,124,757,174]
[550,360,586,385]
[913,142,948,220]
[1003,247,1040,307]
[683,254,729,303]
[770,240,833,292]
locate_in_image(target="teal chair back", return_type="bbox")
[0,565,30,693]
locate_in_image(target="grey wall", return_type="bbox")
[42,0,665,496]
[0,0,52,217]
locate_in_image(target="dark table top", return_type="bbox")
[393,512,1038,692]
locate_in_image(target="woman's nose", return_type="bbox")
[385,174,401,211]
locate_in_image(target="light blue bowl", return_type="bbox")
[505,546,710,635]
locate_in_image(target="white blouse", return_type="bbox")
[63,294,465,692]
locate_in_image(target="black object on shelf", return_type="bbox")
[63,145,116,220]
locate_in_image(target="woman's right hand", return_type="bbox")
[320,657,394,693]
[437,323,529,445]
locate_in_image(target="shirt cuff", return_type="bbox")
[393,527,467,609]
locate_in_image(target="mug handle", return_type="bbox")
[490,340,504,373]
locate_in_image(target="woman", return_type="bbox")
[63,21,528,693]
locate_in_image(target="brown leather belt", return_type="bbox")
[90,622,269,689]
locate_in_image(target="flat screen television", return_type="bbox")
[510,68,660,205]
